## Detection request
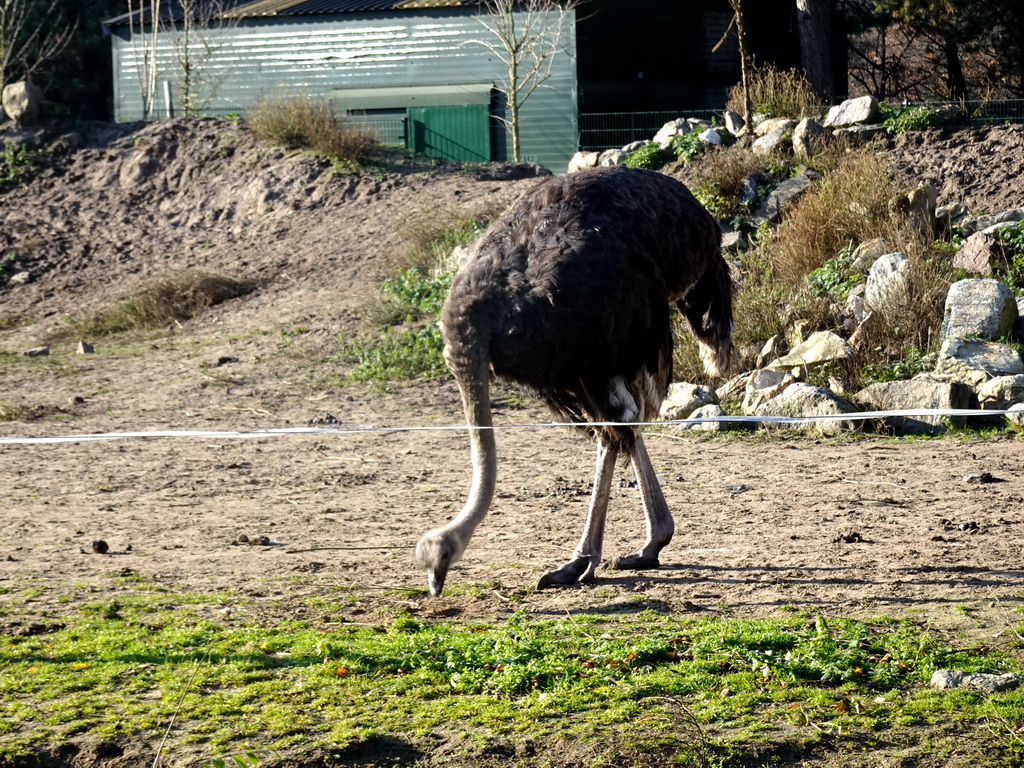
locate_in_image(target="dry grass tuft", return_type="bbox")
[63,271,256,338]
[765,150,901,288]
[727,64,821,120]
[248,92,379,163]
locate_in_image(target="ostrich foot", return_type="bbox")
[536,555,598,589]
[606,551,661,571]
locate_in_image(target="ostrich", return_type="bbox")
[416,165,733,595]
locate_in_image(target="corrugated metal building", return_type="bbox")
[104,0,578,171]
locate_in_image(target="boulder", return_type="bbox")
[672,403,735,432]
[724,110,745,136]
[567,151,598,173]
[849,238,892,273]
[699,128,722,146]
[941,279,1018,340]
[1006,403,1024,428]
[2,81,44,125]
[792,117,827,158]
[752,127,791,156]
[659,383,718,421]
[755,335,783,369]
[748,382,860,436]
[754,117,797,137]
[931,670,1024,693]
[752,172,815,223]
[903,183,937,240]
[959,207,1024,237]
[864,252,911,312]
[598,149,627,166]
[853,376,975,435]
[976,374,1024,410]
[765,330,857,370]
[742,367,802,414]
[715,372,752,403]
[952,231,998,276]
[824,95,880,128]
[831,124,885,144]
[934,337,1024,387]
[652,119,691,148]
[936,202,970,234]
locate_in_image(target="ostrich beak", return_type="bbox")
[427,567,448,596]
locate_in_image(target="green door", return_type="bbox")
[407,105,491,162]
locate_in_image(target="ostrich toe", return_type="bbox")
[606,551,662,571]
[536,555,598,589]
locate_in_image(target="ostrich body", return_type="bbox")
[416,166,733,595]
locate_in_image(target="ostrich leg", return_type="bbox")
[608,433,674,570]
[536,439,619,589]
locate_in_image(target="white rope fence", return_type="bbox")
[0,408,1016,445]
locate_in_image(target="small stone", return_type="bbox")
[77,341,95,354]
[23,346,49,357]
[91,540,109,554]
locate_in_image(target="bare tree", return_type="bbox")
[127,0,161,117]
[716,0,752,137]
[0,0,75,92]
[170,0,239,116]
[473,0,579,163]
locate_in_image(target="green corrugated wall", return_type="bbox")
[108,8,577,172]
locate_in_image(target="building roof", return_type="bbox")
[105,0,483,26]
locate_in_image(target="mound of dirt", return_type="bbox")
[0,118,548,344]
[881,122,1024,212]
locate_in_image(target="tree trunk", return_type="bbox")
[942,33,968,101]
[796,0,833,102]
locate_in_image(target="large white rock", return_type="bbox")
[935,337,1024,387]
[823,95,879,128]
[749,382,860,436]
[865,252,911,312]
[941,279,1018,340]
[977,374,1024,410]
[567,151,598,173]
[853,376,974,435]
[765,330,857,370]
[652,118,691,148]
[2,80,43,124]
[792,117,827,158]
[659,383,719,421]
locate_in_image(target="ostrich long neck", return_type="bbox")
[446,373,497,548]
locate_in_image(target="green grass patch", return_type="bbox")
[2,586,1023,766]
[338,324,447,384]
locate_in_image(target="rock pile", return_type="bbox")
[570,96,1024,435]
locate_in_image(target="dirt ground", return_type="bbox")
[2,118,1024,635]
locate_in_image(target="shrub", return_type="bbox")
[992,221,1024,293]
[378,266,454,323]
[247,92,379,163]
[881,104,938,134]
[622,142,668,170]
[669,132,706,164]
[0,142,45,192]
[65,271,256,337]
[806,247,862,299]
[726,64,820,120]
[341,324,447,384]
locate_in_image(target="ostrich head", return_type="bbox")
[415,527,465,596]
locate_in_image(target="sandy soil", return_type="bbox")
[1,118,1024,634]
